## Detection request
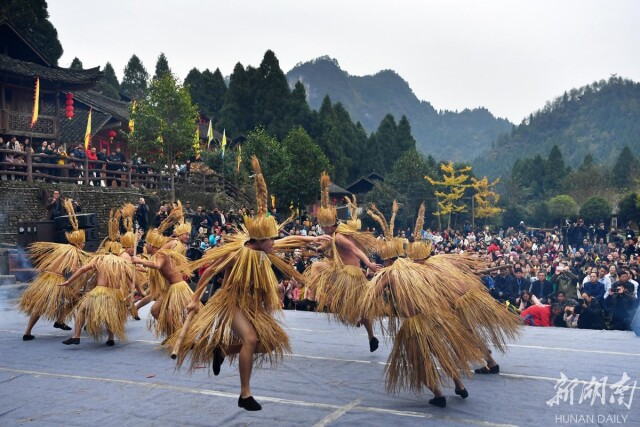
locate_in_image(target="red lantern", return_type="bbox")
[107,130,117,141]
[65,93,74,119]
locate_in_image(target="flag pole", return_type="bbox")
[222,147,225,195]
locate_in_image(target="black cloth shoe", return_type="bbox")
[455,388,469,399]
[238,395,262,411]
[54,322,72,331]
[369,337,379,353]
[429,396,446,408]
[474,364,499,374]
[212,346,225,376]
[23,334,35,341]
[62,337,80,345]
[106,339,115,346]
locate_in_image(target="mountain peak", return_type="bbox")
[286,58,511,163]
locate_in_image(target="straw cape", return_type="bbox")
[304,173,376,326]
[18,199,91,322]
[74,253,132,341]
[145,202,190,301]
[119,202,148,293]
[170,156,304,370]
[405,203,432,261]
[358,203,522,395]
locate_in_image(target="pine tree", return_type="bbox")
[373,114,398,173]
[285,81,313,131]
[121,54,149,100]
[95,62,121,100]
[153,52,171,80]
[69,57,83,69]
[218,63,250,133]
[198,68,226,120]
[209,68,227,119]
[612,146,637,189]
[396,115,417,155]
[253,50,291,138]
[543,145,568,193]
[184,68,203,109]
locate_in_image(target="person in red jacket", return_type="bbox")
[521,304,563,326]
[86,146,99,186]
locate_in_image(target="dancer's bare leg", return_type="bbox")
[224,342,267,356]
[24,314,40,337]
[71,309,85,339]
[361,317,379,352]
[453,376,469,398]
[135,294,152,310]
[231,310,258,398]
[486,352,498,368]
[475,349,500,374]
[428,386,447,407]
[150,298,162,320]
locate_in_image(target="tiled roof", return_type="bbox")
[58,103,111,145]
[329,182,351,196]
[0,53,102,89]
[74,90,131,122]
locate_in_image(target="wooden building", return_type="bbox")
[0,18,103,144]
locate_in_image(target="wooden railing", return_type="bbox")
[0,148,250,203]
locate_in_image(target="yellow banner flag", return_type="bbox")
[221,129,227,159]
[207,119,213,150]
[30,77,40,128]
[84,108,92,149]
[194,125,201,159]
[128,101,136,134]
[271,195,276,209]
[237,144,242,173]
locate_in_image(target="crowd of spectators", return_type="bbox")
[434,219,639,331]
[145,197,638,329]
[4,136,639,330]
[0,136,133,186]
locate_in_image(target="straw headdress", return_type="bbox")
[63,198,85,246]
[406,203,432,260]
[120,203,136,248]
[104,208,122,254]
[316,172,337,227]
[367,200,404,260]
[244,156,278,240]
[344,194,361,231]
[145,201,184,248]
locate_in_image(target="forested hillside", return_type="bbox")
[286,56,512,162]
[474,77,640,179]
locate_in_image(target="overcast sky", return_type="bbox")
[49,0,639,124]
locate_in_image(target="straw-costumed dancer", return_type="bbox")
[19,198,91,340]
[304,173,381,352]
[169,156,330,412]
[359,201,487,408]
[60,209,134,346]
[406,203,522,376]
[118,203,148,320]
[132,202,194,340]
[163,203,191,256]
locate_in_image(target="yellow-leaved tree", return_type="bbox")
[472,176,503,224]
[425,162,472,229]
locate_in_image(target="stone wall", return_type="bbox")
[0,181,251,244]
[0,181,158,244]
